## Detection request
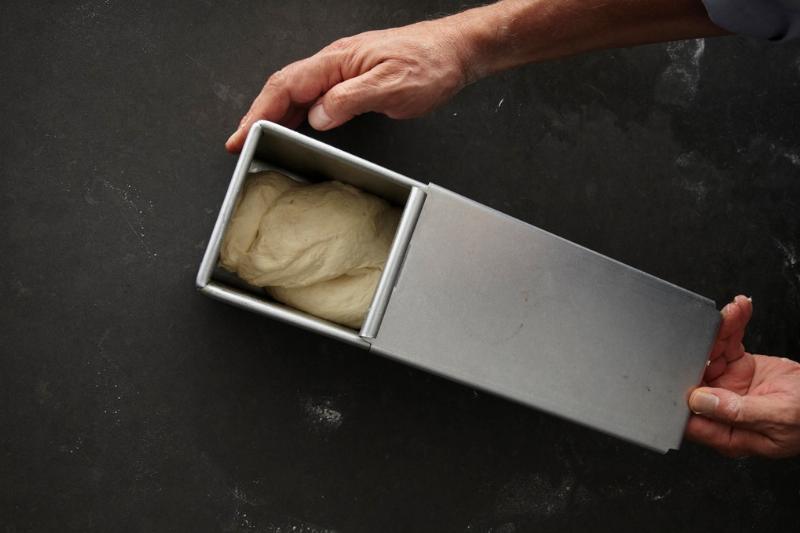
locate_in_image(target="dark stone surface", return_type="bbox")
[2,1,799,531]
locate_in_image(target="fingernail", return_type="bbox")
[747,296,752,302]
[308,104,333,130]
[690,391,719,414]
[225,131,238,146]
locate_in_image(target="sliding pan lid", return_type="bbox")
[370,184,720,452]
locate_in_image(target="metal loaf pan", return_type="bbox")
[196,120,427,347]
[198,121,721,453]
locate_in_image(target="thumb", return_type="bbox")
[689,387,772,429]
[308,66,389,131]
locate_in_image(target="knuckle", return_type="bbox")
[725,397,746,424]
[732,408,748,426]
[324,36,356,53]
[389,61,418,82]
[267,69,288,88]
[326,87,352,109]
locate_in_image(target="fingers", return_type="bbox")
[225,51,350,152]
[685,415,776,457]
[281,107,307,130]
[225,117,253,154]
[716,295,752,344]
[307,63,395,131]
[225,71,291,153]
[689,386,774,430]
[707,295,753,366]
[724,296,752,360]
[703,355,727,382]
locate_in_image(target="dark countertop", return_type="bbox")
[2,1,799,531]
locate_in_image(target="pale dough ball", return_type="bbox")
[219,171,401,329]
[237,181,400,288]
[219,171,297,272]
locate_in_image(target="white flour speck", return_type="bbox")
[783,151,800,167]
[656,39,705,107]
[774,239,798,268]
[303,397,343,431]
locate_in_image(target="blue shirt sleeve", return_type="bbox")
[702,0,800,40]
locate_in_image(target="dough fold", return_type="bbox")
[219,171,298,272]
[267,270,383,329]
[219,171,400,329]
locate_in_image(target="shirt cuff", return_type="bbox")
[701,0,800,41]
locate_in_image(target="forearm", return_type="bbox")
[227,0,730,145]
[445,0,728,80]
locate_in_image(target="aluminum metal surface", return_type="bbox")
[203,283,369,348]
[370,185,720,452]
[196,123,262,289]
[253,121,422,204]
[360,186,427,339]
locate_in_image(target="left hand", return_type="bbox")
[225,18,474,153]
[685,295,800,458]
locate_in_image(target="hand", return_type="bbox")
[685,295,800,458]
[225,18,473,152]
[224,0,725,152]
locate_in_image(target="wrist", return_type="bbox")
[441,2,514,83]
[443,0,551,83]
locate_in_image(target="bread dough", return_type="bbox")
[219,171,298,272]
[237,180,400,287]
[267,270,383,329]
[219,171,400,329]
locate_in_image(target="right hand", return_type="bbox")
[685,295,800,458]
[225,18,474,152]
